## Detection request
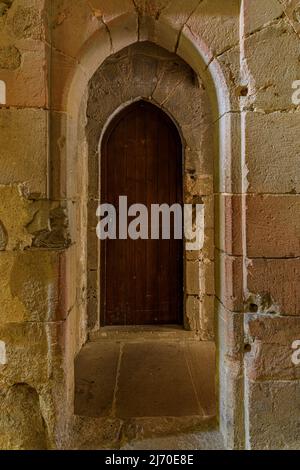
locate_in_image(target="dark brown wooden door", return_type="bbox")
[101,101,183,326]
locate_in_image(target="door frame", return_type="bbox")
[99,100,184,327]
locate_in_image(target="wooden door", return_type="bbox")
[101,101,183,326]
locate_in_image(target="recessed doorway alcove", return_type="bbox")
[73,41,217,441]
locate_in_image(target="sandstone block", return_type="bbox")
[0,384,47,450]
[0,250,69,324]
[0,41,49,107]
[186,260,200,295]
[246,195,300,257]
[243,19,300,111]
[242,0,284,35]
[218,301,244,362]
[186,0,240,58]
[0,185,33,250]
[245,314,300,381]
[51,0,99,59]
[217,251,244,312]
[247,258,300,316]
[244,111,300,194]
[245,380,300,449]
[215,194,243,256]
[0,322,63,387]
[0,109,48,196]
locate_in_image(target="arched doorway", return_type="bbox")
[100,100,183,326]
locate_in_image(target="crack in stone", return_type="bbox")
[243,13,286,40]
[86,0,113,52]
[111,343,124,418]
[174,0,204,54]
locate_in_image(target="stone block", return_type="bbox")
[186,0,240,57]
[51,0,99,59]
[0,321,63,388]
[0,250,69,324]
[215,194,243,256]
[200,259,215,296]
[0,185,33,251]
[218,301,244,362]
[89,0,134,23]
[216,251,244,312]
[243,19,300,111]
[247,258,300,316]
[280,0,300,36]
[0,384,47,450]
[246,195,300,258]
[219,356,245,450]
[242,0,284,36]
[199,294,215,341]
[215,112,242,193]
[0,108,48,196]
[0,40,49,107]
[186,260,200,295]
[244,111,300,194]
[245,380,300,449]
[50,49,78,112]
[245,314,300,381]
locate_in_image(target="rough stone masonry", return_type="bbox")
[0,0,300,450]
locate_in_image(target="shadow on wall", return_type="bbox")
[0,384,48,450]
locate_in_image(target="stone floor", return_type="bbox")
[73,327,220,449]
[121,431,225,450]
[75,327,216,420]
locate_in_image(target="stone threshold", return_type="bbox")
[70,415,221,450]
[89,325,202,343]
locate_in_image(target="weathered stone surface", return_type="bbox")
[244,112,300,194]
[29,203,71,249]
[0,250,69,324]
[0,45,21,69]
[50,49,78,112]
[218,301,244,362]
[0,1,13,17]
[0,185,34,251]
[0,109,48,196]
[217,251,244,312]
[199,295,215,341]
[0,41,49,107]
[243,19,300,111]
[140,0,201,52]
[219,355,244,450]
[186,0,240,57]
[0,186,70,251]
[245,380,300,449]
[51,0,99,58]
[243,0,284,35]
[0,221,7,251]
[0,321,63,387]
[246,195,300,257]
[186,260,200,295]
[185,295,200,331]
[215,194,243,256]
[7,4,44,40]
[215,112,242,193]
[247,258,300,316]
[245,314,300,381]
[89,0,134,23]
[279,0,300,36]
[0,384,47,450]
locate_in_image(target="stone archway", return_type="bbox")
[50,5,242,449]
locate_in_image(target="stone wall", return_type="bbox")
[0,0,299,450]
